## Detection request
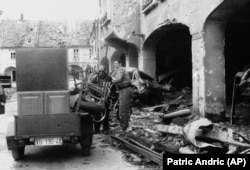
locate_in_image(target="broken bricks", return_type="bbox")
[108,85,250,160]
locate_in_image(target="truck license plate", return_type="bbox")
[35,137,63,146]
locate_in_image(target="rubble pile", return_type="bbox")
[108,88,250,167]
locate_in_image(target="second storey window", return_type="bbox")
[74,49,79,59]
[11,52,16,60]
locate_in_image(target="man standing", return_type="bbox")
[91,65,112,133]
[111,59,133,132]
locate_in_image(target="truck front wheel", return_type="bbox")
[12,147,25,160]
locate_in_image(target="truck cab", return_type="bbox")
[6,48,93,160]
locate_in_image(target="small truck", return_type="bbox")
[6,48,94,160]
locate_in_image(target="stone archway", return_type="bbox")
[4,66,16,81]
[203,0,250,119]
[142,23,192,90]
[105,31,139,70]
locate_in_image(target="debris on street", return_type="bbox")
[75,76,250,168]
[104,87,250,166]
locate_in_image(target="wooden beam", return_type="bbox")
[163,109,191,119]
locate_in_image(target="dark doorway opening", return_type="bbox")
[225,3,250,104]
[12,70,16,81]
[224,3,250,125]
[155,25,192,90]
[120,53,126,67]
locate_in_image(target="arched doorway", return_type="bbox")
[204,0,250,120]
[143,23,192,90]
[4,66,16,82]
[105,32,139,70]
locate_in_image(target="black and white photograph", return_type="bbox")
[1,0,250,170]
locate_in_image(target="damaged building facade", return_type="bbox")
[95,0,250,121]
[97,0,141,72]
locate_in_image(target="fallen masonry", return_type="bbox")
[106,88,250,168]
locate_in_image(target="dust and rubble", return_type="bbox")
[103,85,250,169]
[72,69,250,170]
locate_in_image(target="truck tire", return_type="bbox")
[12,147,25,160]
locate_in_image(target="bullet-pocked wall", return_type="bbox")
[203,0,250,120]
